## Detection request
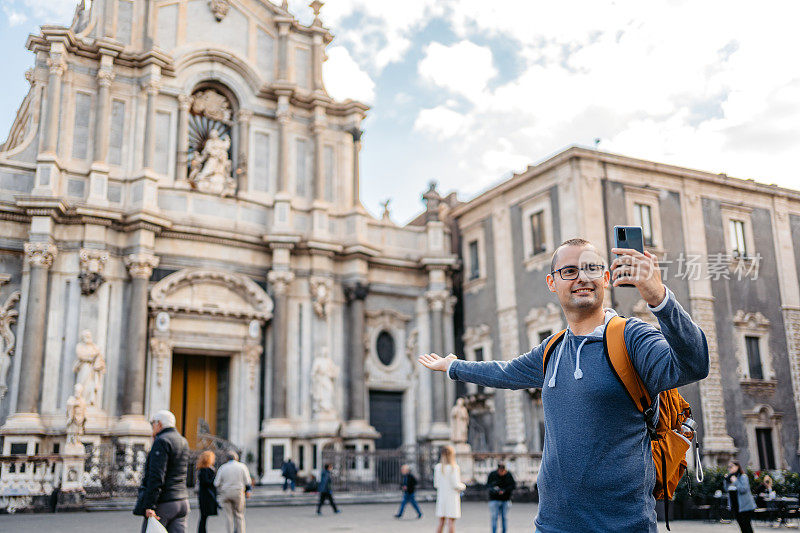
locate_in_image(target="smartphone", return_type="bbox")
[613,226,644,287]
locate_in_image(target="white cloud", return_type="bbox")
[3,6,28,26]
[414,106,473,140]
[323,46,375,103]
[418,41,496,103]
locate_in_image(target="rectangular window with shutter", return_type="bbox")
[745,335,763,380]
[634,203,654,247]
[468,240,480,280]
[72,92,92,160]
[730,219,748,257]
[530,210,546,255]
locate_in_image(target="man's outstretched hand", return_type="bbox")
[418,353,457,372]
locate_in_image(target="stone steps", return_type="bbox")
[84,488,437,512]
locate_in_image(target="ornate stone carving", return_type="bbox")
[151,269,274,320]
[406,328,418,362]
[450,397,469,443]
[96,69,115,88]
[46,57,66,77]
[425,289,449,311]
[344,281,369,302]
[311,349,339,419]
[309,276,332,318]
[24,68,34,85]
[65,383,87,449]
[24,242,57,268]
[188,129,235,196]
[191,89,231,122]
[733,310,770,328]
[79,249,108,295]
[125,253,159,279]
[143,79,161,96]
[150,338,172,387]
[0,290,20,400]
[462,324,490,347]
[243,343,262,390]
[73,330,105,407]
[178,94,193,111]
[268,270,295,296]
[209,0,230,21]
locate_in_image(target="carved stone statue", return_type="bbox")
[188,129,235,196]
[66,383,87,447]
[450,397,469,443]
[73,330,105,407]
[311,350,339,419]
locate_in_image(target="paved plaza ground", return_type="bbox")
[2,501,791,532]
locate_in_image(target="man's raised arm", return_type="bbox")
[418,344,545,390]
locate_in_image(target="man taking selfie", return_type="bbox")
[419,238,709,532]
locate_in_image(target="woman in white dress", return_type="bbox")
[434,445,466,533]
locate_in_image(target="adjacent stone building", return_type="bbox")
[450,146,800,471]
[0,0,459,482]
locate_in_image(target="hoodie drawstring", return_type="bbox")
[548,335,589,387]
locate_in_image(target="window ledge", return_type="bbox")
[464,277,487,294]
[740,378,777,396]
[524,252,550,272]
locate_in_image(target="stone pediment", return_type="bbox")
[149,269,273,320]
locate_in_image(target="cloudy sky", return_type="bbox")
[2,1,799,223]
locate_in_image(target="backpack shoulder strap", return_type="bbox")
[603,316,652,414]
[542,329,567,374]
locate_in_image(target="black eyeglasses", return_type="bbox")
[551,263,605,281]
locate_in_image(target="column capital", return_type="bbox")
[142,80,161,96]
[46,57,67,77]
[425,289,450,311]
[344,281,369,302]
[97,68,115,88]
[268,269,295,294]
[237,109,254,122]
[125,253,159,279]
[178,94,193,111]
[24,242,57,268]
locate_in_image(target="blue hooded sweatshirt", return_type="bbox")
[448,288,709,532]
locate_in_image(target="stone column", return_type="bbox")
[236,109,253,192]
[15,243,57,414]
[175,94,192,186]
[141,80,160,170]
[276,94,291,193]
[277,20,290,82]
[41,57,66,153]
[426,290,449,425]
[93,68,114,163]
[311,33,324,92]
[344,282,369,421]
[268,270,294,419]
[312,116,325,201]
[122,253,159,415]
[349,127,362,208]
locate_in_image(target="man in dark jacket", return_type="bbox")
[487,463,515,533]
[281,458,298,492]
[316,463,340,515]
[134,410,190,533]
[394,464,422,519]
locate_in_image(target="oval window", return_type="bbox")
[376,330,395,366]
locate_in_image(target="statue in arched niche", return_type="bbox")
[189,129,235,196]
[187,88,237,196]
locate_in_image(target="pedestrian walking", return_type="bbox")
[434,445,466,533]
[394,464,422,519]
[214,451,252,533]
[134,410,190,533]
[281,458,298,492]
[487,463,515,533]
[316,463,340,515]
[419,238,710,532]
[725,461,756,533]
[196,451,218,533]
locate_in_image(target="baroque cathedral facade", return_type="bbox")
[0,0,458,482]
[1,0,800,482]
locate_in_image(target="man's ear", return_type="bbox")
[602,269,610,288]
[546,273,556,293]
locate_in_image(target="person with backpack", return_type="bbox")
[725,461,756,533]
[419,238,709,532]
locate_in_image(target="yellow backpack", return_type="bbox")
[543,316,699,530]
